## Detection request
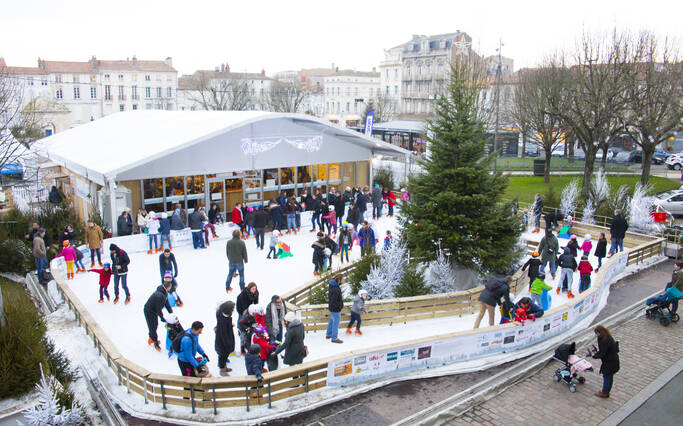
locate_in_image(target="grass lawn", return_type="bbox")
[497,157,629,172]
[504,175,681,204]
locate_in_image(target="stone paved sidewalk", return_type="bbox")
[449,315,682,426]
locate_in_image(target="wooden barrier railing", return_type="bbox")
[50,222,665,416]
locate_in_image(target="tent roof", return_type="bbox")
[33,110,409,185]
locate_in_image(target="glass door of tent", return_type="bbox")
[243,170,262,208]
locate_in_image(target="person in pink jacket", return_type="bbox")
[581,234,593,257]
[322,206,337,236]
[56,240,78,279]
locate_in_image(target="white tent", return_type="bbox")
[32,110,409,185]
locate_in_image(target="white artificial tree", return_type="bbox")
[591,168,610,210]
[363,240,407,299]
[560,178,580,217]
[21,365,83,426]
[583,198,596,225]
[426,250,457,294]
[629,184,660,233]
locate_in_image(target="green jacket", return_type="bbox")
[226,237,248,264]
[539,234,559,263]
[530,278,552,295]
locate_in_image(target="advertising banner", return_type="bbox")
[327,252,628,386]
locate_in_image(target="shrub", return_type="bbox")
[373,166,395,190]
[394,263,430,297]
[44,337,79,408]
[346,254,379,295]
[0,233,33,274]
[0,280,47,398]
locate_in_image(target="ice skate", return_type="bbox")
[219,367,231,376]
[345,328,352,334]
[556,287,561,295]
[148,337,154,345]
[354,330,362,336]
[147,249,153,254]
[124,296,131,305]
[98,299,104,303]
[567,291,575,299]
[113,297,119,304]
[153,341,161,351]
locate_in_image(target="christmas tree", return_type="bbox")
[394,263,430,297]
[21,365,83,426]
[426,250,457,294]
[400,58,522,274]
[363,240,407,299]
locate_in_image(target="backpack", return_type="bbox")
[171,330,191,354]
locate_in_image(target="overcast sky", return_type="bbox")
[1,0,680,76]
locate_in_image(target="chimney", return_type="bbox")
[132,55,137,65]
[164,57,172,67]
[220,64,225,73]
[89,55,97,67]
[261,68,265,76]
[225,62,230,72]
[38,58,46,70]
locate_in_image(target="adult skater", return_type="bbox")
[274,311,306,366]
[188,208,205,249]
[143,276,173,351]
[117,210,133,236]
[326,274,344,343]
[371,184,383,219]
[109,244,131,304]
[539,229,559,280]
[358,221,376,257]
[32,228,48,285]
[609,209,629,256]
[236,282,259,324]
[215,301,235,376]
[253,206,269,250]
[176,321,209,377]
[85,219,103,267]
[159,248,183,307]
[265,295,286,343]
[225,230,248,293]
[473,276,511,329]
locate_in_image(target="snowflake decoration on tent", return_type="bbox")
[285,136,323,153]
[240,137,283,156]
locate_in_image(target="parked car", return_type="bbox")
[654,149,672,162]
[614,151,632,164]
[655,190,683,215]
[666,154,683,170]
[627,150,664,164]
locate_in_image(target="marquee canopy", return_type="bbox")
[33,110,409,185]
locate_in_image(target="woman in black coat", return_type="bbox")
[236,282,259,323]
[592,325,620,398]
[214,301,235,376]
[59,224,76,246]
[473,276,511,329]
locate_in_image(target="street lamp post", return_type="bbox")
[492,39,503,174]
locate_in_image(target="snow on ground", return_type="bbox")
[61,215,398,378]
[59,214,608,379]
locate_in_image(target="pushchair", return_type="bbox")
[645,287,681,327]
[552,342,593,393]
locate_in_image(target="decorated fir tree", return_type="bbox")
[21,365,83,426]
[400,59,522,274]
[394,263,430,297]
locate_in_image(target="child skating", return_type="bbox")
[594,233,607,272]
[578,255,593,294]
[529,272,552,307]
[346,289,368,335]
[252,325,277,372]
[383,230,392,251]
[267,232,279,259]
[89,263,113,303]
[338,223,353,264]
[56,240,77,279]
[165,313,183,359]
[581,234,593,257]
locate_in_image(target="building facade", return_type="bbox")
[379,46,403,105]
[323,70,380,126]
[1,56,177,132]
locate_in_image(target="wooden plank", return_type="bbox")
[147,373,200,387]
[215,398,247,408]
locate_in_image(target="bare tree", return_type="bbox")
[187,72,251,111]
[266,80,306,113]
[1,66,43,172]
[547,30,638,199]
[512,67,565,183]
[362,92,398,125]
[511,80,531,158]
[621,32,682,186]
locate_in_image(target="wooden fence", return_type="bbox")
[50,220,665,416]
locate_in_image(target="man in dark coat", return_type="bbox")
[326,275,344,343]
[208,204,221,224]
[143,278,173,351]
[188,209,205,249]
[346,202,361,230]
[117,211,133,236]
[538,230,559,279]
[253,206,269,250]
[225,230,248,292]
[215,301,235,376]
[48,186,63,204]
[26,221,51,247]
[59,225,76,246]
[371,184,383,219]
[609,209,629,256]
[109,243,130,303]
[334,193,346,227]
[274,311,305,366]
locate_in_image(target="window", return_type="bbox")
[355,87,358,95]
[394,85,398,95]
[418,65,422,75]
[28,76,34,86]
[90,86,97,98]
[73,87,80,99]
[41,78,47,86]
[370,88,374,97]
[394,69,398,79]
[132,85,138,99]
[118,74,124,81]
[386,85,389,94]
[104,74,110,80]
[345,87,350,96]
[260,88,263,96]
[118,85,124,100]
[131,74,137,81]
[167,87,172,98]
[336,87,340,96]
[354,103,358,113]
[72,75,78,83]
[346,102,349,112]
[119,104,124,112]
[145,87,151,98]
[250,88,255,96]
[104,85,111,100]
[56,88,63,99]
[146,103,152,110]
[55,75,62,83]
[145,75,151,81]
[386,69,389,79]
[156,87,161,98]
[132,104,137,110]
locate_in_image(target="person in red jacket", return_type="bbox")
[89,263,113,303]
[231,202,243,229]
[383,188,397,217]
[252,325,277,372]
[577,255,594,294]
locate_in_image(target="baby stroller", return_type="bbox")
[552,342,593,393]
[645,287,681,327]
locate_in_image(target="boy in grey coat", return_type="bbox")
[346,290,368,335]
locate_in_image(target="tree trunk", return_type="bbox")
[521,132,526,158]
[600,146,608,169]
[544,150,552,184]
[568,139,575,164]
[581,149,597,200]
[641,146,655,187]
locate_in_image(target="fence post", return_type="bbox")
[126,368,130,393]
[305,370,309,392]
[117,364,122,386]
[190,385,195,413]
[160,382,166,409]
[267,380,272,409]
[143,377,148,404]
[212,384,217,415]
[245,384,250,412]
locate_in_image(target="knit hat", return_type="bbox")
[570,235,577,240]
[584,233,591,240]
[253,325,267,334]
[161,212,168,219]
[537,272,546,279]
[103,263,111,268]
[562,247,569,253]
[163,272,173,279]
[375,183,379,188]
[62,240,69,247]
[247,206,254,212]
[346,186,351,191]
[284,311,296,323]
[531,251,539,257]
[219,301,235,317]
[248,304,264,316]
[329,205,335,211]
[359,289,368,296]
[148,211,155,218]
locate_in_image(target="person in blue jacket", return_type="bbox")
[177,321,209,377]
[159,212,172,250]
[245,344,264,381]
[358,220,376,257]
